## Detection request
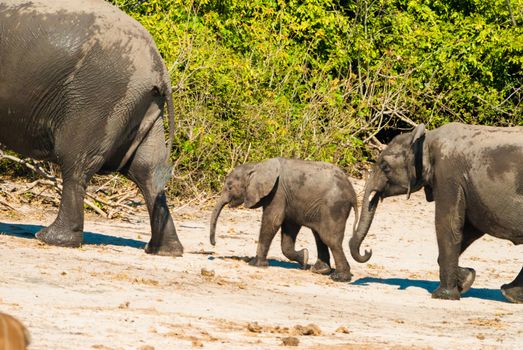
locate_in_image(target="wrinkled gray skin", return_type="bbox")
[210,157,359,282]
[0,0,183,255]
[351,123,523,302]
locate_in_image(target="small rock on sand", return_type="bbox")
[281,336,299,346]
[294,323,321,336]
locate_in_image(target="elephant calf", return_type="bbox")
[210,157,359,282]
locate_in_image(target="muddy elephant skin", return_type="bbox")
[210,157,359,282]
[0,0,183,255]
[351,122,523,302]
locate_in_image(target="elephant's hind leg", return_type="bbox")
[121,116,183,257]
[280,220,308,268]
[328,243,352,282]
[501,267,523,303]
[318,228,352,282]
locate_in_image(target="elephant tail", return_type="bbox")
[351,198,359,238]
[165,86,175,153]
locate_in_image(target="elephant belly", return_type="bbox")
[467,204,523,245]
[287,200,350,234]
[466,169,523,245]
[0,114,56,162]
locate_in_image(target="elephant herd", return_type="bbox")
[0,0,521,308]
[210,123,523,305]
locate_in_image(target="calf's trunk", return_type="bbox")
[209,192,229,246]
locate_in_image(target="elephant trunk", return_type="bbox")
[209,192,230,246]
[349,183,379,263]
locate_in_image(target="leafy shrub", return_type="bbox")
[7,1,523,198]
[116,0,522,197]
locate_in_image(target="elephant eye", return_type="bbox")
[380,162,391,173]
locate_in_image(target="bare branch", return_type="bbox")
[0,150,137,219]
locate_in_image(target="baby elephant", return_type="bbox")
[210,157,358,281]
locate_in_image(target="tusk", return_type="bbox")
[368,190,382,208]
[370,190,380,203]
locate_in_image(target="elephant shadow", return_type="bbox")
[351,277,507,303]
[209,255,304,270]
[0,222,145,249]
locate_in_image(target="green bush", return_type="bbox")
[108,0,522,196]
[8,1,523,198]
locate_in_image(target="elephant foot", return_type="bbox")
[35,226,82,248]
[431,286,460,300]
[249,256,269,268]
[330,270,352,282]
[310,260,331,275]
[457,267,476,294]
[297,249,309,269]
[501,284,523,304]
[145,239,183,257]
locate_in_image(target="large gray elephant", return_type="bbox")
[350,122,523,303]
[0,0,183,255]
[210,157,359,281]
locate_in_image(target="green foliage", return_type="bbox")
[111,0,522,195]
[2,1,520,196]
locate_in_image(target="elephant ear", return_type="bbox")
[406,124,426,199]
[244,158,280,208]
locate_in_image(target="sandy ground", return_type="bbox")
[0,178,522,349]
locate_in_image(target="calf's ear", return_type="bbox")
[244,158,280,208]
[406,124,426,199]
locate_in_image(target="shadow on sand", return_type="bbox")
[352,276,507,302]
[0,222,145,249]
[209,255,305,270]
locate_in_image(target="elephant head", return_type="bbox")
[209,158,280,245]
[350,124,428,263]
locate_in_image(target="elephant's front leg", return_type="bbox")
[250,205,284,267]
[455,222,484,293]
[36,175,88,247]
[433,235,461,300]
[431,188,466,300]
[280,220,308,268]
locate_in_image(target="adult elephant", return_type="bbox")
[0,0,183,256]
[350,122,523,303]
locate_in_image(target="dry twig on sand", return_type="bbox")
[0,149,136,219]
